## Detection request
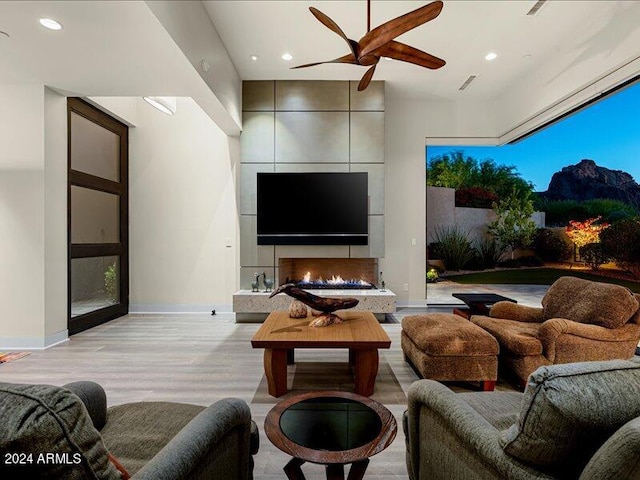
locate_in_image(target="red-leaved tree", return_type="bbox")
[566,216,609,248]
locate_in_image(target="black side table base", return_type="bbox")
[347,458,369,480]
[284,458,305,480]
[283,458,370,480]
[326,463,344,480]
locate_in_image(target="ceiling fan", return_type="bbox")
[292,0,446,91]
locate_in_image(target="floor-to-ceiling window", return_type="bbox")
[68,98,128,334]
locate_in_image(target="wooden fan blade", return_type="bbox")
[309,7,359,59]
[359,1,443,57]
[373,40,445,69]
[358,65,377,91]
[291,53,358,69]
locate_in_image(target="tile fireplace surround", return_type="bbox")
[233,258,395,322]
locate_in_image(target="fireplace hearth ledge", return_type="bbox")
[232,289,396,323]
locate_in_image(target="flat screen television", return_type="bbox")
[257,172,368,245]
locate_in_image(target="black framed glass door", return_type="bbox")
[68,98,128,335]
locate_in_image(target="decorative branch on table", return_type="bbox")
[269,283,359,327]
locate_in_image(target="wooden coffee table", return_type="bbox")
[251,311,391,397]
[265,390,397,480]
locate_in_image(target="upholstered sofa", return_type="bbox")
[0,381,259,479]
[404,359,640,480]
[471,276,640,384]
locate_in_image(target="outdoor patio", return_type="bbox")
[426,280,549,308]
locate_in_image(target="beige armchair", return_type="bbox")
[471,276,640,385]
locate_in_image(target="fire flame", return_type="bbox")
[300,271,371,287]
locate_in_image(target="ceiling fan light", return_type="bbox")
[282,53,293,61]
[485,52,498,61]
[143,96,177,115]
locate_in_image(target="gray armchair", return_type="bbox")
[403,359,640,480]
[0,381,259,480]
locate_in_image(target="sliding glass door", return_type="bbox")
[68,98,128,335]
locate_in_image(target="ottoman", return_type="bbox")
[401,313,499,390]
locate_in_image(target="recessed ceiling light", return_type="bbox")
[282,53,293,61]
[522,53,532,60]
[39,18,62,31]
[485,52,498,61]
[143,97,177,116]
[250,55,259,61]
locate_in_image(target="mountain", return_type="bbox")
[540,159,640,208]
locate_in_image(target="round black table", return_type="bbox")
[265,391,397,480]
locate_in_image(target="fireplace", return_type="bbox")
[278,258,378,289]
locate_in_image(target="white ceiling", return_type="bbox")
[204,0,640,101]
[0,1,237,129]
[1,1,640,134]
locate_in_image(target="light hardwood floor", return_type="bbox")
[0,312,513,479]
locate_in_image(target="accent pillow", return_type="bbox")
[542,276,638,328]
[0,382,121,480]
[500,360,640,476]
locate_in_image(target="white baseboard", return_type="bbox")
[128,304,233,315]
[0,330,68,350]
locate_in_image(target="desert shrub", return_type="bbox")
[580,243,609,270]
[426,269,439,283]
[497,256,544,268]
[430,226,475,271]
[535,198,638,226]
[518,256,544,267]
[427,242,442,259]
[585,199,638,222]
[462,255,485,271]
[532,228,572,262]
[488,190,537,259]
[455,187,499,208]
[600,218,640,278]
[534,199,588,226]
[104,263,117,301]
[474,237,506,269]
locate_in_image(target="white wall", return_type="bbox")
[128,97,239,312]
[145,0,242,133]
[383,97,495,306]
[0,85,67,348]
[87,97,138,127]
[383,99,426,305]
[427,186,545,258]
[44,88,68,338]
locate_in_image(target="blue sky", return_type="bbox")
[426,81,640,191]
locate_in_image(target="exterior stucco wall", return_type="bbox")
[427,186,545,251]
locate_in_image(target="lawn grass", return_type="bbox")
[445,268,640,293]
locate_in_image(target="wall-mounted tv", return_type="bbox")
[257,172,368,245]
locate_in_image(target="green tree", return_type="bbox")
[488,190,537,259]
[600,218,640,278]
[427,150,533,198]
